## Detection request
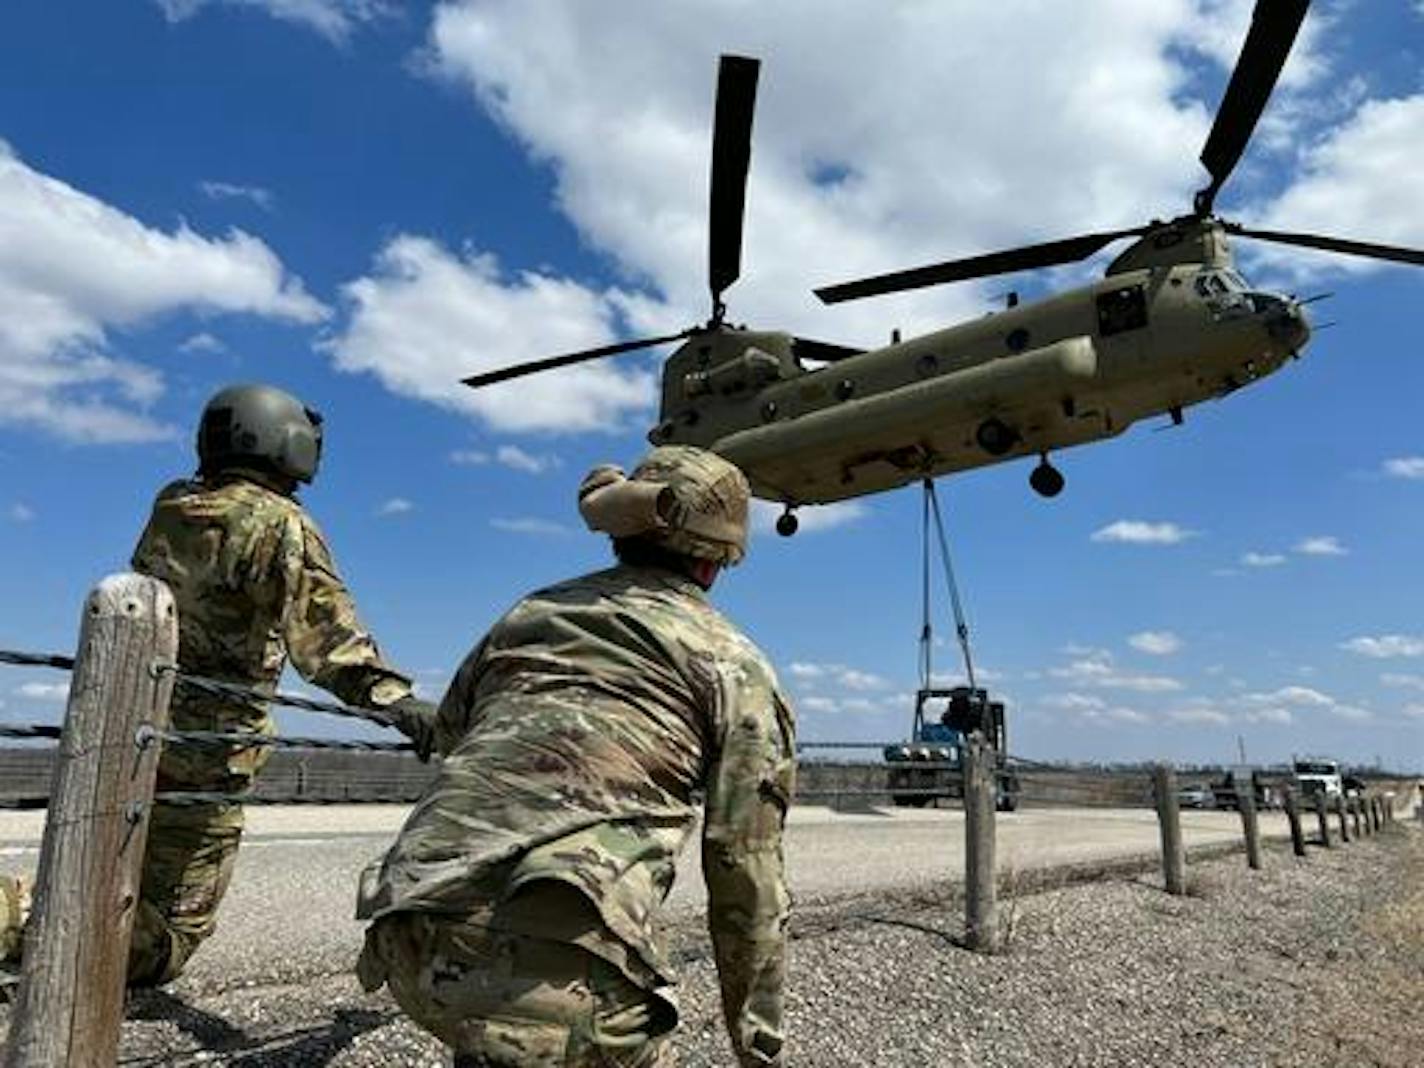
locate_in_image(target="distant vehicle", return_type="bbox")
[1176,783,1214,809]
[1212,765,1275,811]
[1293,759,1343,799]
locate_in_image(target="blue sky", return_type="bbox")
[2,0,1423,770]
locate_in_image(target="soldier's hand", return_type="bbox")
[384,696,437,762]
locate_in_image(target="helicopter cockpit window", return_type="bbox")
[1194,269,1252,316]
[1096,284,1148,337]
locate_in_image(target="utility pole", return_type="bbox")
[1236,734,1247,765]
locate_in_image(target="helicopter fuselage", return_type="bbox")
[652,254,1310,505]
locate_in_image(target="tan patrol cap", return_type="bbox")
[578,445,750,566]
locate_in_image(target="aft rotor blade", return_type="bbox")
[1225,224,1424,268]
[708,55,761,307]
[1196,0,1309,214]
[814,227,1147,304]
[461,329,696,390]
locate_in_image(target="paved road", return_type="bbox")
[0,802,1291,994]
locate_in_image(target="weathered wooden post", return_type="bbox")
[1351,796,1363,838]
[1152,764,1186,895]
[4,574,176,1068]
[1281,785,1307,858]
[1336,793,1351,843]
[963,732,998,952]
[1314,792,1333,848]
[1238,782,1262,870]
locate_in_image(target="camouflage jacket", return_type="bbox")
[357,563,795,1066]
[132,472,412,783]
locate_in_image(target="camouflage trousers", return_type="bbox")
[360,885,677,1066]
[0,873,29,964]
[1,802,243,987]
[127,795,246,986]
[2,698,267,985]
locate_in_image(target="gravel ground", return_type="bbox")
[3,822,1420,1067]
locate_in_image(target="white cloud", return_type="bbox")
[449,448,490,466]
[751,499,868,536]
[155,0,390,42]
[15,681,68,701]
[496,444,560,474]
[1243,686,1332,708]
[1382,456,1424,480]
[788,662,891,693]
[1402,704,1424,720]
[1041,693,1107,712]
[377,497,413,516]
[1294,535,1346,557]
[199,180,274,211]
[799,696,838,715]
[421,0,1336,347]
[1241,551,1287,568]
[1340,635,1424,659]
[1381,673,1424,690]
[838,669,888,692]
[1049,649,1182,693]
[325,236,654,434]
[178,332,227,355]
[490,516,571,536]
[1090,520,1195,545]
[1245,707,1293,725]
[1167,705,1231,726]
[1128,630,1181,656]
[0,141,325,443]
[8,502,35,523]
[1248,95,1424,282]
[1330,704,1372,722]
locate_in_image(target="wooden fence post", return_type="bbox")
[1281,786,1306,858]
[1238,784,1262,870]
[1351,796,1363,838]
[3,574,176,1068]
[963,733,998,953]
[1313,792,1333,848]
[1336,794,1351,843]
[1152,764,1186,895]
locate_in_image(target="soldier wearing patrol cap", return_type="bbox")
[1,384,436,987]
[356,445,796,1067]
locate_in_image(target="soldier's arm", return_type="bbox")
[701,660,796,1067]
[282,515,414,710]
[432,639,488,758]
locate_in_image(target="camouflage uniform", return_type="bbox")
[357,562,795,1066]
[125,470,413,985]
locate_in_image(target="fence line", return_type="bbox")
[0,606,1418,1067]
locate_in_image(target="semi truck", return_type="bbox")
[884,686,1020,811]
[1292,758,1343,800]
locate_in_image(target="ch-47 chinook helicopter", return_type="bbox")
[464,0,1424,536]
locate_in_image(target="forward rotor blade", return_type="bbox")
[708,55,760,307]
[1225,224,1424,268]
[461,329,696,390]
[1196,0,1309,214]
[814,227,1147,304]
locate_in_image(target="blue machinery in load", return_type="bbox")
[883,481,1020,810]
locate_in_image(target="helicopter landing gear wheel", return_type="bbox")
[1030,456,1064,498]
[975,417,1018,457]
[775,510,799,537]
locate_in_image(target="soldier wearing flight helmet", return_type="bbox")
[122,383,433,985]
[356,445,796,1067]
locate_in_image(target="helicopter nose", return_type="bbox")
[1256,293,1310,352]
